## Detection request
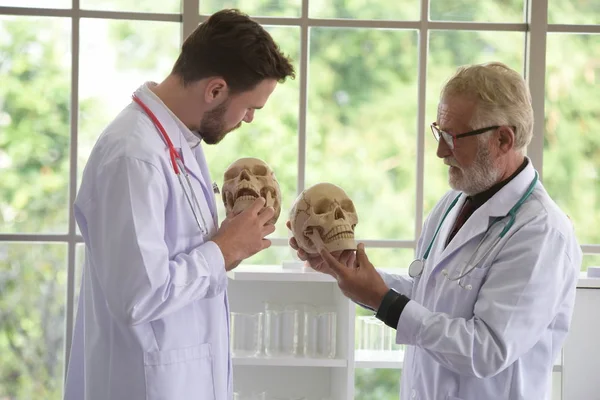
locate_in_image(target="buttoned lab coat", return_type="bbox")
[64,84,232,400]
[379,162,581,400]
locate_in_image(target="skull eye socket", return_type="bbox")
[314,199,331,214]
[341,199,355,213]
[224,167,240,180]
[252,165,268,176]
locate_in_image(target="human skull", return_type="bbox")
[289,183,358,254]
[221,157,282,224]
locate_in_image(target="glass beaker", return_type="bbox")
[303,305,318,357]
[355,316,368,351]
[230,312,263,357]
[364,316,384,351]
[316,311,336,359]
[264,303,300,357]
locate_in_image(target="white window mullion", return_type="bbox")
[524,0,548,179]
[297,0,309,195]
[182,0,199,42]
[63,0,80,382]
[414,0,429,246]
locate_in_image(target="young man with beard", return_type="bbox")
[290,62,581,400]
[65,9,295,400]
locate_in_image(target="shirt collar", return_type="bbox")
[141,82,203,149]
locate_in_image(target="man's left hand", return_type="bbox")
[320,243,390,310]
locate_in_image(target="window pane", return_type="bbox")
[551,371,562,400]
[0,0,69,8]
[81,0,180,13]
[205,26,300,240]
[544,34,600,246]
[0,17,71,234]
[200,0,301,17]
[358,247,414,270]
[309,0,419,21]
[582,254,600,272]
[78,19,180,187]
[548,0,600,25]
[307,28,418,241]
[74,243,85,327]
[240,245,295,265]
[424,30,525,216]
[0,243,67,399]
[429,0,524,22]
[355,368,400,399]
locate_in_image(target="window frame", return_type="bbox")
[0,0,599,391]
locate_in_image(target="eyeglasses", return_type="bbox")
[431,122,500,150]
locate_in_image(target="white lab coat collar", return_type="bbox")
[137,82,202,149]
[482,158,536,218]
[132,83,216,224]
[436,158,538,264]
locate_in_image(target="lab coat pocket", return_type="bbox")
[441,265,490,318]
[457,265,489,293]
[144,343,215,400]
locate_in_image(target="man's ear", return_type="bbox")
[204,78,228,104]
[496,126,516,154]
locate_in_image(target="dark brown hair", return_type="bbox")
[172,9,295,93]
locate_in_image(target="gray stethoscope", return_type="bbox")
[408,172,539,290]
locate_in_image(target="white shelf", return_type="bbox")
[353,350,563,372]
[227,264,336,282]
[228,266,600,286]
[577,271,600,288]
[355,350,404,369]
[228,263,591,398]
[233,356,347,367]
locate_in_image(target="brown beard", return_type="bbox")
[198,99,242,145]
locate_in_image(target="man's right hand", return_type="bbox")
[212,197,275,271]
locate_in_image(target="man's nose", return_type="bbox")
[243,109,255,123]
[436,136,452,159]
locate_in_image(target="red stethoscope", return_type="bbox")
[132,94,209,235]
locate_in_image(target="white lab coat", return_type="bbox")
[379,161,581,400]
[64,83,232,400]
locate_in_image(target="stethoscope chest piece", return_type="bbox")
[409,259,425,278]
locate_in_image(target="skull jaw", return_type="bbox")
[326,237,356,252]
[231,195,281,224]
[301,235,356,255]
[232,197,256,216]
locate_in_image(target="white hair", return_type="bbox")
[441,62,534,154]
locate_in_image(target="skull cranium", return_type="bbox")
[289,183,358,254]
[221,157,282,224]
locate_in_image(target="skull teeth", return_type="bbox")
[326,225,353,239]
[304,225,354,244]
[235,189,258,200]
[236,195,257,202]
[326,232,354,243]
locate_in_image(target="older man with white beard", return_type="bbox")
[289,62,582,400]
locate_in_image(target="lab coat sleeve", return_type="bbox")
[395,221,578,378]
[79,156,227,326]
[378,270,414,297]
[353,272,413,312]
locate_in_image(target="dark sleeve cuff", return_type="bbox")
[375,289,411,329]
